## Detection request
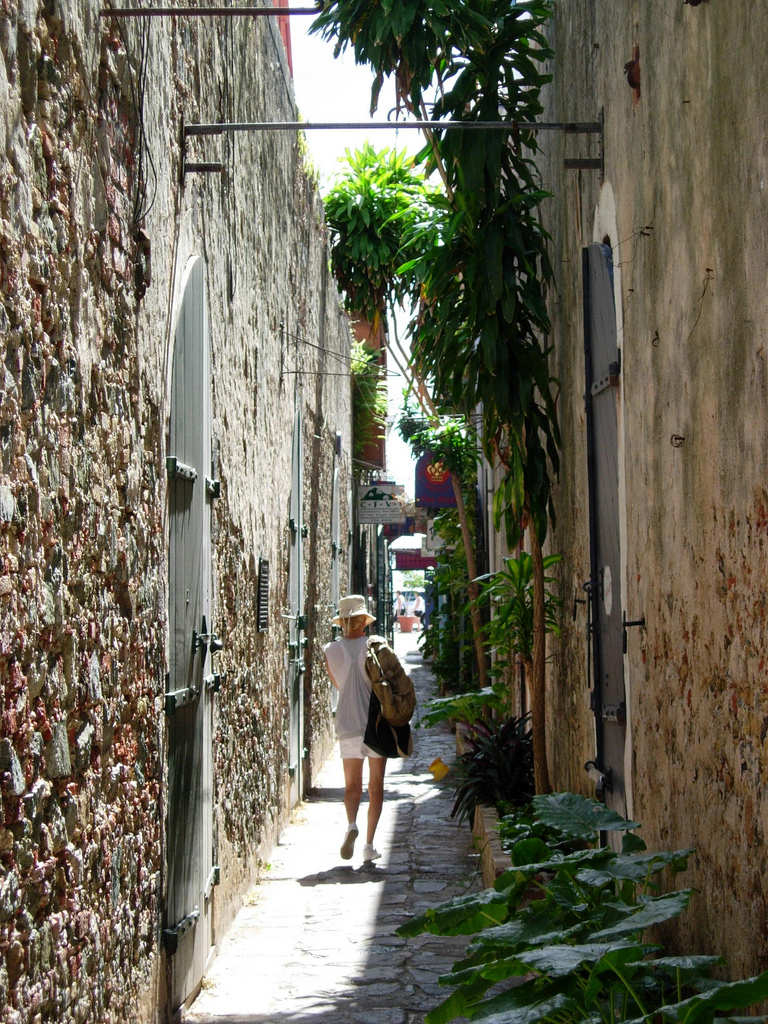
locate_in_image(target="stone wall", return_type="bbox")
[540,0,768,974]
[0,1,351,1020]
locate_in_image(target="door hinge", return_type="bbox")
[206,476,221,499]
[204,672,221,693]
[165,684,200,716]
[296,613,308,631]
[590,359,621,397]
[163,906,200,956]
[166,456,198,482]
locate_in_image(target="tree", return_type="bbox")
[324,146,489,687]
[315,1,559,791]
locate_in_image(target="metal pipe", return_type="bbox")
[100,5,320,17]
[184,119,603,137]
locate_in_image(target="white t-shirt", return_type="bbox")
[323,636,371,740]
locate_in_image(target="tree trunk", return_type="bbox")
[451,475,488,689]
[529,524,552,794]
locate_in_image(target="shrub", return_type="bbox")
[399,793,768,1024]
[451,715,534,824]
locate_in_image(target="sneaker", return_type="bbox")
[340,823,358,860]
[362,844,381,863]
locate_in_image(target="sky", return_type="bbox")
[289,15,420,498]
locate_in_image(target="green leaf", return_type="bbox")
[532,792,640,839]
[515,942,641,978]
[470,906,585,956]
[590,890,693,941]
[471,991,580,1024]
[425,988,472,1024]
[511,837,553,867]
[630,956,725,974]
[397,888,511,938]
[658,973,768,1024]
[622,832,648,854]
[576,849,695,888]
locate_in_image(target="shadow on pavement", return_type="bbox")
[306,786,347,802]
[297,864,388,887]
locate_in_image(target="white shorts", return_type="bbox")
[338,735,384,759]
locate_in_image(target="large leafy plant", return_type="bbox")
[398,793,768,1024]
[323,143,435,326]
[478,552,562,675]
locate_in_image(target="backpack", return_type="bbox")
[365,636,416,727]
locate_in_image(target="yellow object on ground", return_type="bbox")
[429,757,450,781]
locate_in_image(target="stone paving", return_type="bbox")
[185,630,481,1024]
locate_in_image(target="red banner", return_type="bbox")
[395,551,437,570]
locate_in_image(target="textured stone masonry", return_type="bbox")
[0,1,352,1020]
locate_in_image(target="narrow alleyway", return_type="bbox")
[185,631,481,1024]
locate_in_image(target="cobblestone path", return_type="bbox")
[185,631,480,1024]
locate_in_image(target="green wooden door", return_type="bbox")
[166,257,215,1008]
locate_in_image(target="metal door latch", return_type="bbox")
[585,760,612,801]
[622,611,646,653]
[193,618,224,654]
[163,906,200,955]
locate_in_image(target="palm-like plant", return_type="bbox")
[479,551,562,673]
[323,143,436,327]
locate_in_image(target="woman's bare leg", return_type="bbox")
[366,757,387,844]
[342,758,364,825]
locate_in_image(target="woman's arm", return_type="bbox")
[324,653,339,690]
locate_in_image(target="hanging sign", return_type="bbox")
[358,482,406,524]
[415,453,457,508]
[424,518,447,551]
[395,550,437,571]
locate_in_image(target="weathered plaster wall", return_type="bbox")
[541,0,768,974]
[0,1,351,1020]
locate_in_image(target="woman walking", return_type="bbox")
[323,595,386,863]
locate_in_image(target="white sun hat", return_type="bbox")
[332,594,376,625]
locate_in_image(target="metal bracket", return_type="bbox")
[166,456,197,482]
[204,673,221,693]
[563,109,604,180]
[163,906,200,956]
[622,611,646,653]
[584,760,612,802]
[206,477,221,499]
[591,360,621,396]
[601,702,626,724]
[165,685,200,716]
[204,865,221,900]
